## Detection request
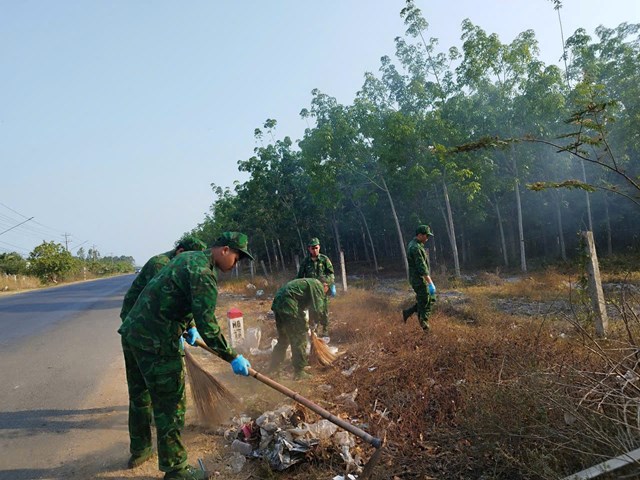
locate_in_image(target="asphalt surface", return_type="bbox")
[0,275,135,480]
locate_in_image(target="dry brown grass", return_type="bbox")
[135,266,639,480]
[0,273,41,292]
[296,279,640,480]
[466,269,572,302]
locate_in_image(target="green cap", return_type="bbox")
[416,225,434,237]
[308,237,320,247]
[176,235,207,252]
[212,232,254,261]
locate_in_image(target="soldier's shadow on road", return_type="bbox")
[0,405,161,480]
[0,405,128,436]
[0,446,159,480]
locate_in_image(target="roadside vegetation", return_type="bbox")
[0,243,134,291]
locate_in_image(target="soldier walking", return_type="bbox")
[296,237,335,336]
[402,225,437,333]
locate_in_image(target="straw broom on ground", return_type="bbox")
[309,330,337,366]
[184,347,238,427]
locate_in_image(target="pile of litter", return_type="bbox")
[223,404,364,475]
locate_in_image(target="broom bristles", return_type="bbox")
[310,331,337,366]
[184,348,238,427]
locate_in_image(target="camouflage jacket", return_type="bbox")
[271,278,328,325]
[407,238,430,286]
[296,253,335,285]
[120,250,176,321]
[118,250,236,361]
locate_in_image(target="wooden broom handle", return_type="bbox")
[193,337,382,449]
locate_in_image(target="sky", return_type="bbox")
[1,1,638,265]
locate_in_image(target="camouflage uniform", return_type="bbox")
[296,250,334,332]
[118,250,237,474]
[120,250,177,321]
[120,236,206,321]
[404,237,434,331]
[269,278,328,375]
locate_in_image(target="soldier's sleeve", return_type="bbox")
[422,248,431,277]
[408,243,427,278]
[418,247,429,277]
[120,279,142,321]
[189,266,237,362]
[119,257,165,320]
[324,256,335,285]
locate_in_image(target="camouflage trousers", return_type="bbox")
[121,337,187,473]
[270,310,308,373]
[406,283,434,331]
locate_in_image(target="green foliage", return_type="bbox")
[28,241,77,283]
[190,3,640,272]
[0,252,28,275]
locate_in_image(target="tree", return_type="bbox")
[0,252,28,275]
[28,241,76,283]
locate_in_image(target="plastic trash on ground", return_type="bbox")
[227,404,365,472]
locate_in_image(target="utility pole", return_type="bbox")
[63,233,71,251]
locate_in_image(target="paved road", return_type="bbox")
[0,275,134,480]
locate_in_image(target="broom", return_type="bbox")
[184,347,238,427]
[309,330,337,366]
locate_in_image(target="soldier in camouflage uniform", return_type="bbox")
[118,232,254,480]
[402,225,437,333]
[120,235,207,322]
[269,278,329,380]
[296,237,335,336]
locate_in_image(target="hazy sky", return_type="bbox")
[1,1,638,265]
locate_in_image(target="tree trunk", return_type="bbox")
[511,147,527,273]
[580,159,594,231]
[271,239,280,271]
[332,214,342,262]
[355,202,379,272]
[290,209,306,256]
[555,192,567,261]
[263,236,273,273]
[381,176,408,278]
[276,238,286,271]
[441,179,461,277]
[361,226,370,264]
[492,194,509,267]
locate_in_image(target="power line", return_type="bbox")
[0,217,34,237]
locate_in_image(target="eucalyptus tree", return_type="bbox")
[299,90,353,258]
[352,73,416,277]
[236,122,314,269]
[513,59,570,260]
[526,22,640,252]
[372,0,493,277]
[456,20,543,272]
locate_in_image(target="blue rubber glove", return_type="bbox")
[231,355,251,376]
[185,326,202,346]
[330,284,337,297]
[428,283,436,295]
